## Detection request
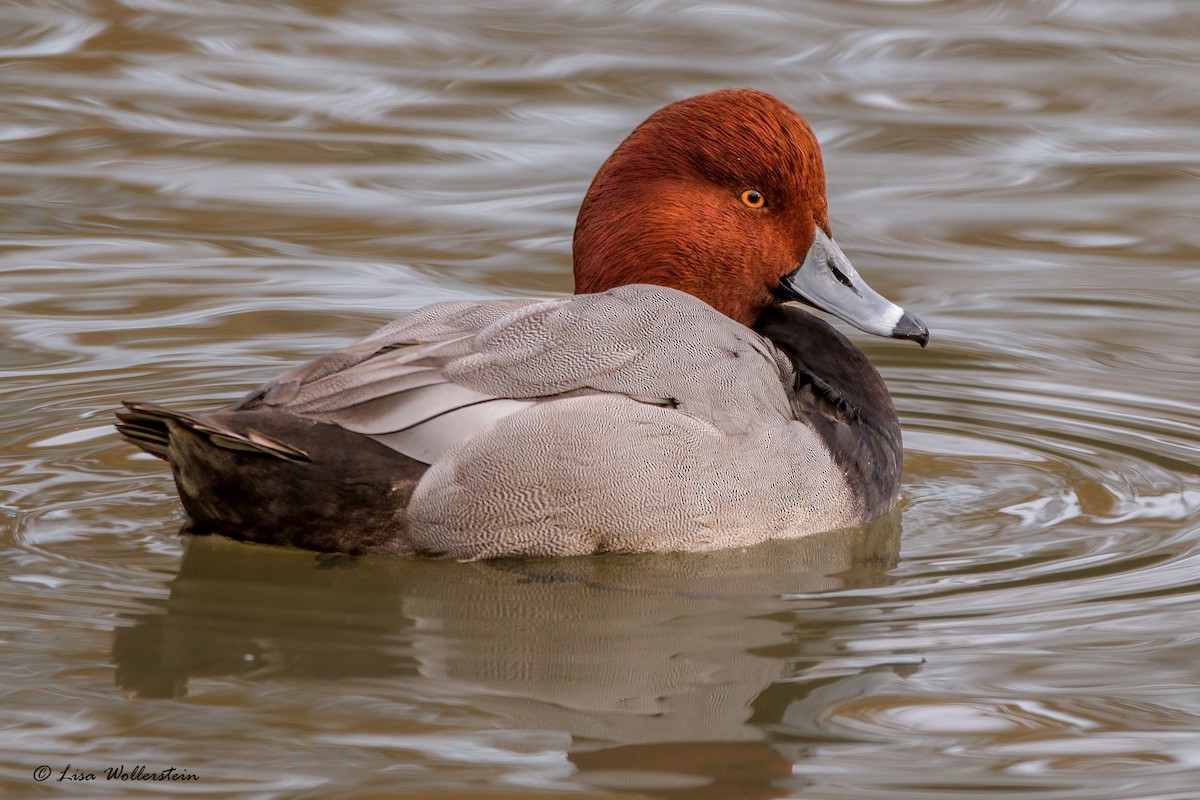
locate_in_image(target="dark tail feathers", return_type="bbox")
[115,402,311,463]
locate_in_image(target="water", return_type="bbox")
[3,1,1199,797]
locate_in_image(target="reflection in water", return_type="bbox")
[114,515,903,795]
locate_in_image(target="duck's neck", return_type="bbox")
[753,304,904,518]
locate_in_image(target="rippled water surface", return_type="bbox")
[3,1,1200,798]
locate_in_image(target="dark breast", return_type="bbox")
[753,305,903,519]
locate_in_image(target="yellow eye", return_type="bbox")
[740,189,766,209]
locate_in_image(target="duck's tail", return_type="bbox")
[113,401,423,555]
[114,402,175,460]
[115,402,311,463]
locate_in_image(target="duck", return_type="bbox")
[116,88,928,560]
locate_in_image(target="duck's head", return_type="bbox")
[573,89,928,346]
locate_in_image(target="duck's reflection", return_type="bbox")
[113,512,911,798]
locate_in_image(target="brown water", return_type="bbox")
[3,1,1199,798]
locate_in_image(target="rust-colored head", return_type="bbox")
[572,89,831,327]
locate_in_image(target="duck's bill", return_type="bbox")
[777,228,929,347]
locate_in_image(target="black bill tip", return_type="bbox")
[894,311,930,348]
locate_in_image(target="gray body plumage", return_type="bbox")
[121,286,873,558]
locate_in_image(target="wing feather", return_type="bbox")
[330,381,500,435]
[373,399,537,463]
[220,287,782,466]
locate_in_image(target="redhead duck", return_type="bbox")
[117,89,928,559]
